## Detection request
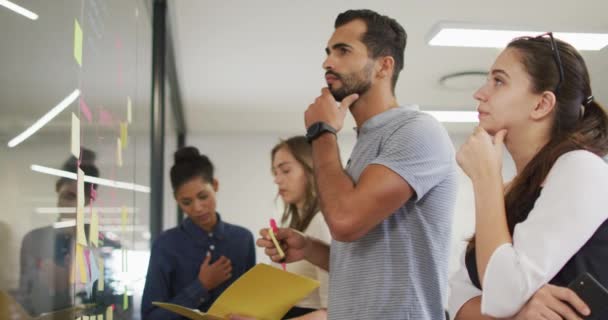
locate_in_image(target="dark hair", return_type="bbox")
[271,136,320,232]
[469,36,608,250]
[335,9,407,93]
[170,146,215,192]
[55,147,99,199]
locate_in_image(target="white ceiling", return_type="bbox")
[169,0,608,135]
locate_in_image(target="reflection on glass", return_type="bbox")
[0,1,152,319]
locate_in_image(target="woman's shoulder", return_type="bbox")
[552,150,608,174]
[545,150,608,187]
[151,225,184,250]
[222,221,254,238]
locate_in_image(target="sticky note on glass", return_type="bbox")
[106,306,113,320]
[76,244,88,283]
[77,207,87,246]
[97,256,104,291]
[77,168,85,211]
[90,208,99,246]
[71,113,80,158]
[127,97,132,124]
[123,286,128,310]
[80,98,92,123]
[120,122,128,149]
[74,19,83,66]
[121,206,128,233]
[116,138,122,167]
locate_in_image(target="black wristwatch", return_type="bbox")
[306,122,337,143]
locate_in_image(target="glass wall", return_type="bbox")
[0,1,153,319]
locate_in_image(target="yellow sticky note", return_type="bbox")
[76,244,88,283]
[116,138,122,167]
[71,113,80,158]
[120,122,128,149]
[127,97,132,124]
[90,208,99,247]
[106,306,113,320]
[123,286,128,310]
[97,256,104,291]
[153,264,319,320]
[74,19,83,66]
[121,206,128,233]
[77,168,85,211]
[70,245,76,284]
[77,207,87,246]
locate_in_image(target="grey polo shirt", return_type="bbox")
[327,105,458,320]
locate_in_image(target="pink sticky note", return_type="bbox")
[80,98,92,123]
[99,108,114,126]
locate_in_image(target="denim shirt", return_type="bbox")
[141,214,256,319]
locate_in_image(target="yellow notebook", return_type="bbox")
[153,263,320,320]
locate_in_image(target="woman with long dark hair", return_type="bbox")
[450,33,608,320]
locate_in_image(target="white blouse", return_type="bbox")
[279,212,331,309]
[448,150,608,318]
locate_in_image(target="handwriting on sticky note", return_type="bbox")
[77,207,87,246]
[116,138,122,167]
[77,168,85,211]
[120,122,128,149]
[127,97,132,124]
[74,19,83,66]
[71,113,80,158]
[76,244,87,283]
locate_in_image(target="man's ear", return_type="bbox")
[531,91,557,120]
[212,178,219,192]
[376,56,395,80]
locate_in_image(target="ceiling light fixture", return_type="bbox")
[8,89,80,148]
[30,164,151,193]
[0,0,38,20]
[428,22,608,51]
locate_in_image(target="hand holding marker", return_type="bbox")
[269,218,286,271]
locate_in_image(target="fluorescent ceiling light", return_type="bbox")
[37,207,138,214]
[424,111,478,123]
[0,0,38,20]
[428,23,608,51]
[30,164,151,193]
[8,89,80,148]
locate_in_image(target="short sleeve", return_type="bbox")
[371,113,455,201]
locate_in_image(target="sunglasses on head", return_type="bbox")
[513,32,564,94]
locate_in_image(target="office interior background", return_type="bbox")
[1,0,607,318]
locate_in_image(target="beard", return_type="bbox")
[327,61,374,102]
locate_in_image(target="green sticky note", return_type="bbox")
[123,286,128,310]
[74,19,83,66]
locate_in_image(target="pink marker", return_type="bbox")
[269,218,286,271]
